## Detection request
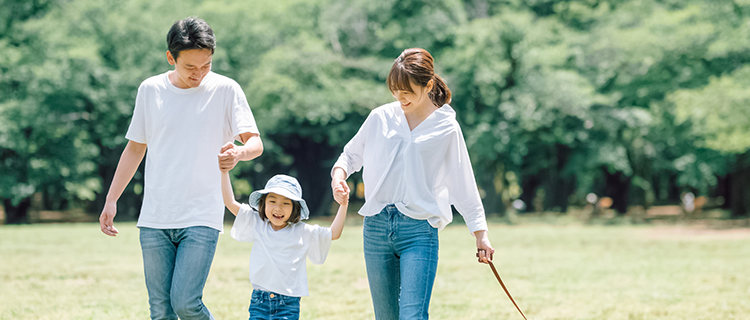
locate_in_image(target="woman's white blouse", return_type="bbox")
[231,204,332,297]
[332,102,488,233]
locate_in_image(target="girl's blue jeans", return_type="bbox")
[139,226,219,320]
[248,289,301,320]
[363,204,439,320]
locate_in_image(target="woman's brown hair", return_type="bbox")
[387,48,452,107]
[257,194,302,224]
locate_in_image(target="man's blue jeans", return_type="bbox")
[363,205,439,320]
[248,289,301,320]
[139,226,219,320]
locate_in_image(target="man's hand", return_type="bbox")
[99,202,119,237]
[218,142,239,172]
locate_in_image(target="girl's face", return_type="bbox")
[392,79,433,112]
[264,192,293,231]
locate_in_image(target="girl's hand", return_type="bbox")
[474,230,494,264]
[331,179,350,205]
[334,186,349,205]
[218,142,238,172]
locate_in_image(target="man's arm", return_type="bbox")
[218,132,263,171]
[99,140,147,236]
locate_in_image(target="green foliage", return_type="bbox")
[3,0,750,220]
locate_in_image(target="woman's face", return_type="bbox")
[264,192,293,231]
[392,79,433,112]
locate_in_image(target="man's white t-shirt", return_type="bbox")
[231,204,332,297]
[126,71,259,232]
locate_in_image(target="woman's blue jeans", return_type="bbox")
[363,205,439,320]
[139,226,219,320]
[248,289,301,320]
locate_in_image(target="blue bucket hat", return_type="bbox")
[248,174,309,220]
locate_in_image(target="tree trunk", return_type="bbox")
[544,144,574,212]
[282,135,338,218]
[4,198,31,224]
[729,153,750,218]
[604,169,630,214]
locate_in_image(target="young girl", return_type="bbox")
[221,171,349,320]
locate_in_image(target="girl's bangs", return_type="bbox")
[387,64,414,93]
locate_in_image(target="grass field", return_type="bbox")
[1,217,749,320]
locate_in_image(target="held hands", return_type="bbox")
[332,180,350,205]
[218,142,239,172]
[99,202,119,237]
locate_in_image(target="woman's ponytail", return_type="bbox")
[429,74,451,107]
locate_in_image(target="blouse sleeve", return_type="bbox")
[444,124,488,233]
[331,113,372,178]
[305,224,333,265]
[230,204,258,243]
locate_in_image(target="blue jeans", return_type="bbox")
[139,226,219,320]
[248,289,301,320]
[363,205,439,320]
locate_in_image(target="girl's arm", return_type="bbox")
[330,181,349,240]
[221,171,241,215]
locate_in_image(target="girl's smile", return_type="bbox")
[264,192,293,231]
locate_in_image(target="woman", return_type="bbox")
[330,48,494,319]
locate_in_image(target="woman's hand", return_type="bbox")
[331,167,350,205]
[332,180,350,205]
[474,230,494,264]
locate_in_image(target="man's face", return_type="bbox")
[166,49,212,89]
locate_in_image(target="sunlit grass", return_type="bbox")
[1,217,749,319]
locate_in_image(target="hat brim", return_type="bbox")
[249,188,310,220]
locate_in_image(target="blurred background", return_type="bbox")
[2,0,750,225]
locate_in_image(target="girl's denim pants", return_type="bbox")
[249,289,301,320]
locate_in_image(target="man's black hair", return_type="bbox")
[166,17,215,60]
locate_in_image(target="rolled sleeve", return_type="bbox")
[229,82,259,141]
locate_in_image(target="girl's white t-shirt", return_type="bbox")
[126,71,258,232]
[231,204,332,297]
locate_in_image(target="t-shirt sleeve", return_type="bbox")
[230,204,259,243]
[125,84,148,144]
[228,82,259,142]
[305,224,332,265]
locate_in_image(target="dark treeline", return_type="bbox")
[2,0,750,224]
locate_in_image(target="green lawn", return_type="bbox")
[1,218,748,320]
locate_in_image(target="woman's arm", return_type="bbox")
[221,171,241,215]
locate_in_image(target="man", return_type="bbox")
[98,17,262,320]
